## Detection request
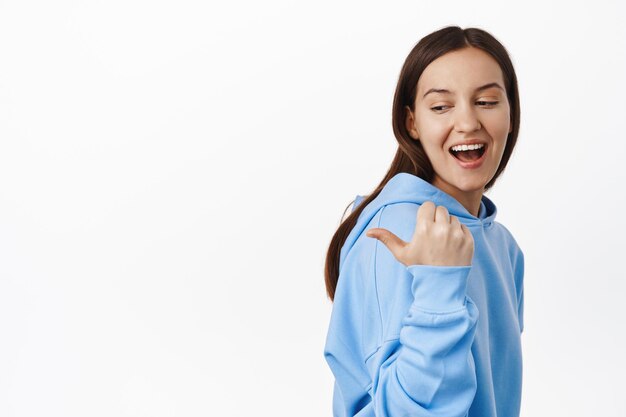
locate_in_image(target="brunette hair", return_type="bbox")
[324,25,521,302]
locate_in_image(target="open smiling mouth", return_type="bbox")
[449,145,487,163]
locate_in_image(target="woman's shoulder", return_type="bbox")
[344,201,421,263]
[491,220,524,255]
[376,202,421,242]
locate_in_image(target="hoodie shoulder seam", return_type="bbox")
[371,205,386,356]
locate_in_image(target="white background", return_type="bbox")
[1,1,625,416]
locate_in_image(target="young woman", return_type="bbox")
[323,26,525,417]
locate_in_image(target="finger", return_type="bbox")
[451,216,467,239]
[450,215,461,227]
[435,205,450,224]
[365,228,407,256]
[417,200,436,224]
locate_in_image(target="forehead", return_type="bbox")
[417,47,504,97]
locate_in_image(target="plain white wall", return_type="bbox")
[1,1,625,416]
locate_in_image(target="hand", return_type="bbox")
[365,201,474,267]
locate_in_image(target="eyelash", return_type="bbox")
[430,101,499,112]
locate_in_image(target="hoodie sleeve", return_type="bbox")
[364,203,480,417]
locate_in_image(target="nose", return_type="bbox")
[454,103,482,133]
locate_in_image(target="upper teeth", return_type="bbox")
[451,143,484,152]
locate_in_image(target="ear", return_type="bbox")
[405,105,419,140]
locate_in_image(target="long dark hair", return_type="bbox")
[324,25,521,302]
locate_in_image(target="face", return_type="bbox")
[405,47,512,206]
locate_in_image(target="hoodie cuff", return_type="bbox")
[406,264,472,313]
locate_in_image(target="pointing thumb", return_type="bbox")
[365,228,406,257]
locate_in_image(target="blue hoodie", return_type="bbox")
[324,172,524,417]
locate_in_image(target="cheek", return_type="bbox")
[484,111,511,137]
[417,118,449,142]
[415,110,447,132]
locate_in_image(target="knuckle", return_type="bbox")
[420,201,434,211]
[416,221,429,232]
[433,224,447,237]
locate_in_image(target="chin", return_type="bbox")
[451,177,487,192]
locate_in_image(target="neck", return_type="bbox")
[456,193,482,218]
[431,177,483,218]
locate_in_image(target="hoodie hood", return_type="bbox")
[340,172,497,268]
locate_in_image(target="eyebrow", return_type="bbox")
[422,82,504,98]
